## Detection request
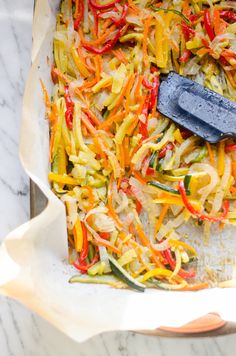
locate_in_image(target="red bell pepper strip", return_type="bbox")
[73,253,99,272]
[204,9,215,41]
[74,0,84,30]
[89,0,121,10]
[158,143,174,159]
[88,1,99,35]
[139,96,149,140]
[220,55,229,66]
[73,222,98,274]
[201,37,210,48]
[225,143,236,153]
[180,23,196,41]
[149,75,160,110]
[220,10,236,22]
[142,156,155,176]
[142,77,153,90]
[135,200,142,214]
[111,4,128,27]
[99,232,110,240]
[189,12,203,23]
[162,249,196,279]
[82,26,124,54]
[64,86,74,130]
[150,66,158,74]
[179,48,191,63]
[178,180,229,222]
[180,129,192,139]
[146,167,155,176]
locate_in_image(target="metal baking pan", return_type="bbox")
[29,181,236,336]
[31,0,236,338]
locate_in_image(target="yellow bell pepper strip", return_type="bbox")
[168,239,197,256]
[153,196,201,209]
[73,218,84,252]
[70,46,90,77]
[218,141,225,177]
[174,129,184,144]
[178,180,229,222]
[206,142,215,167]
[115,114,134,144]
[143,15,151,67]
[140,267,185,283]
[155,14,169,68]
[92,76,113,93]
[48,172,82,185]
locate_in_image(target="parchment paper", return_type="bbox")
[1,0,236,343]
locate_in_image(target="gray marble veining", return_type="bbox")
[0,0,236,355]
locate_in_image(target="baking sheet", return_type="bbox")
[1,0,236,343]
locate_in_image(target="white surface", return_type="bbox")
[0,0,236,354]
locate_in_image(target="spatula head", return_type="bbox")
[157,72,236,143]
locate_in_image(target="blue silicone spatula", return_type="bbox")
[157,72,236,143]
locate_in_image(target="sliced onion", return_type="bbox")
[152,117,170,135]
[126,15,143,26]
[189,163,219,204]
[129,177,160,219]
[219,1,236,8]
[84,207,109,240]
[115,191,129,214]
[141,155,150,176]
[69,80,84,99]
[152,239,170,251]
[174,136,199,169]
[211,155,231,213]
[99,11,120,20]
[60,195,78,230]
[104,149,121,179]
[183,58,201,76]
[99,246,111,273]
[93,214,116,232]
[54,31,67,43]
[94,91,109,111]
[157,211,186,240]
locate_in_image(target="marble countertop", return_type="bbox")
[0,0,236,355]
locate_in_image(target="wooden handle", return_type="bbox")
[137,313,236,337]
[159,313,226,334]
